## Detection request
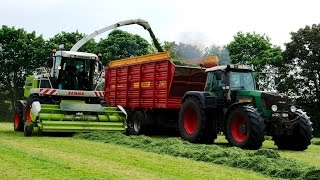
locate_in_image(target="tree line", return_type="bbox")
[0,24,319,131]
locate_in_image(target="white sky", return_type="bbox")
[1,0,320,49]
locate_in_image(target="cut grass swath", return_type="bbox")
[74,132,320,179]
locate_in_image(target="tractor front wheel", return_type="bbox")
[226,106,265,149]
[273,109,313,151]
[179,97,215,144]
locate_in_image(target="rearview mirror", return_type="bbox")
[275,77,280,84]
[47,57,53,67]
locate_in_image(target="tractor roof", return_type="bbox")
[205,64,253,72]
[55,51,98,60]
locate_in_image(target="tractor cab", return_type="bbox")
[205,64,256,99]
[48,50,103,91]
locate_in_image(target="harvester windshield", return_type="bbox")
[59,58,93,90]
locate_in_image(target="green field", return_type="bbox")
[1,122,319,179]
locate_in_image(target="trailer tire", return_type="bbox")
[13,102,24,132]
[179,97,215,143]
[273,109,313,151]
[127,111,145,135]
[225,106,265,150]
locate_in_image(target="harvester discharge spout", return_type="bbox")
[70,19,163,52]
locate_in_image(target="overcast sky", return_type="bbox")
[1,0,320,49]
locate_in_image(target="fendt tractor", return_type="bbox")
[105,53,313,150]
[13,19,162,136]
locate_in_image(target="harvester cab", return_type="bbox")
[180,64,313,150]
[14,50,127,136]
[46,50,103,91]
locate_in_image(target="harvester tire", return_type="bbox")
[273,109,313,151]
[23,95,39,137]
[179,97,215,144]
[225,106,265,150]
[127,111,145,135]
[13,102,24,132]
[24,124,33,137]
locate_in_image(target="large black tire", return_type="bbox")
[225,106,265,150]
[127,111,145,135]
[179,97,216,144]
[273,109,313,151]
[23,95,39,137]
[13,102,24,132]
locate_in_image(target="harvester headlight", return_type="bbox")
[271,105,278,112]
[225,86,230,90]
[290,106,296,113]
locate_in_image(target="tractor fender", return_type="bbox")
[224,102,251,119]
[181,91,207,107]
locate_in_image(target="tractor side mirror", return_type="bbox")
[275,77,280,84]
[47,57,53,67]
[215,71,223,80]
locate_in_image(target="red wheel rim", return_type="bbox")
[26,107,32,123]
[231,116,247,142]
[184,108,198,134]
[14,112,19,128]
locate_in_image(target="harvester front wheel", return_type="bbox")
[273,109,313,151]
[13,102,24,131]
[226,106,265,150]
[23,95,38,137]
[179,97,215,144]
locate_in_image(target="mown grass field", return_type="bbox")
[0,122,319,179]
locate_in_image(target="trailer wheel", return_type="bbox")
[226,106,265,150]
[13,102,24,132]
[127,111,145,135]
[179,97,215,143]
[273,109,313,151]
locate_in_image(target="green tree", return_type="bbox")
[47,31,97,53]
[204,44,231,65]
[97,29,151,62]
[280,24,320,129]
[0,25,46,115]
[226,32,283,90]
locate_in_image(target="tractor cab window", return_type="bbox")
[230,71,255,90]
[205,71,226,92]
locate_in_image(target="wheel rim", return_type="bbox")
[26,107,32,123]
[14,112,19,128]
[133,118,141,132]
[230,115,247,142]
[184,108,198,134]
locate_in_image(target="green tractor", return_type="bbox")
[13,50,127,136]
[179,64,313,150]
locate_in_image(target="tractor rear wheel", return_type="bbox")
[226,106,265,149]
[13,102,24,132]
[179,97,215,144]
[273,109,313,151]
[127,111,145,135]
